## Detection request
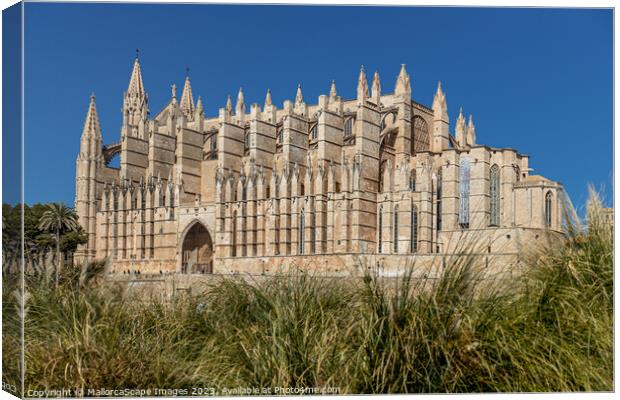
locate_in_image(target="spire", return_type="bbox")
[225,94,233,114]
[295,84,304,105]
[467,114,476,146]
[371,70,381,105]
[235,87,245,115]
[394,64,411,97]
[264,88,273,107]
[455,107,466,145]
[81,93,102,140]
[195,96,204,117]
[179,69,195,117]
[127,53,146,98]
[357,65,369,102]
[329,80,337,99]
[432,81,448,121]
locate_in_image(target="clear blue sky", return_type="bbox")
[19,4,613,213]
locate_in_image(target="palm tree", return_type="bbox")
[38,203,79,285]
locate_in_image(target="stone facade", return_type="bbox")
[74,57,565,275]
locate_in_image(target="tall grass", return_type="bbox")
[5,191,613,394]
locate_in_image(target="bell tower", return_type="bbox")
[75,94,104,262]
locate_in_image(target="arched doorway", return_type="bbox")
[181,222,213,274]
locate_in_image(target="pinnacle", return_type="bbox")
[236,87,245,114]
[127,56,146,98]
[180,72,195,116]
[330,80,337,98]
[265,88,273,107]
[225,95,233,112]
[295,84,303,104]
[82,93,102,139]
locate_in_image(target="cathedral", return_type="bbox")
[74,55,564,275]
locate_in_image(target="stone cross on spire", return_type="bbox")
[179,68,195,117]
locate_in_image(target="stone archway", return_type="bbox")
[180,222,213,274]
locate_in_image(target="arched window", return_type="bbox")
[459,158,470,229]
[299,210,305,254]
[277,127,283,144]
[393,205,399,253]
[141,190,146,209]
[515,165,521,182]
[244,132,250,150]
[378,206,383,253]
[436,168,442,231]
[410,204,418,253]
[310,124,318,141]
[413,116,429,154]
[490,164,500,227]
[409,169,416,191]
[113,192,118,210]
[132,193,137,209]
[344,118,354,137]
[545,191,553,228]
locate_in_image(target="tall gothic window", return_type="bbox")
[545,191,553,228]
[459,158,471,229]
[344,118,353,137]
[409,169,416,191]
[436,168,442,231]
[413,116,429,154]
[410,204,418,253]
[490,164,500,227]
[378,206,383,253]
[211,134,218,158]
[277,127,283,144]
[311,211,316,254]
[244,132,250,151]
[310,124,318,141]
[515,165,521,182]
[393,205,399,253]
[232,211,237,257]
[141,190,146,209]
[299,210,305,254]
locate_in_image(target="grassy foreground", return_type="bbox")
[3,193,613,394]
